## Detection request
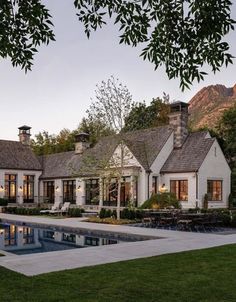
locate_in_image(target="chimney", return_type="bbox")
[168,102,189,148]
[18,125,31,146]
[75,133,90,154]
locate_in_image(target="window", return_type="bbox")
[5,174,17,202]
[85,179,99,205]
[103,177,132,207]
[23,227,34,244]
[23,175,34,203]
[4,225,17,246]
[63,180,76,203]
[152,176,158,195]
[170,180,188,201]
[120,177,131,207]
[43,181,55,203]
[207,180,222,201]
[84,236,100,246]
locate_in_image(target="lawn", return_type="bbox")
[1,244,236,302]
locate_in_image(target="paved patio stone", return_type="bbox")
[0,213,236,276]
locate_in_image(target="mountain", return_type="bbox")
[188,83,236,130]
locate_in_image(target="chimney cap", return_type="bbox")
[170,101,189,113]
[75,132,89,143]
[18,125,31,131]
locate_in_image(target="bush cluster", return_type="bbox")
[4,207,42,215]
[99,208,117,219]
[140,192,180,209]
[67,208,84,217]
[0,198,8,207]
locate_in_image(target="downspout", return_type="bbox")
[147,169,152,199]
[196,171,199,208]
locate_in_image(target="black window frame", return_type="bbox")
[85,178,100,205]
[4,174,17,203]
[23,175,35,203]
[63,180,76,204]
[170,180,188,201]
[207,180,223,201]
[43,181,55,203]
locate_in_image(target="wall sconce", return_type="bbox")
[0,229,4,235]
[0,185,4,192]
[55,186,59,192]
[19,186,23,191]
[77,185,81,191]
[160,183,167,193]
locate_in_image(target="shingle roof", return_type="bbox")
[40,126,173,179]
[0,140,42,171]
[160,131,215,173]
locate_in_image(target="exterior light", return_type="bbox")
[77,185,81,191]
[160,184,167,193]
[18,227,23,233]
[0,229,4,235]
[19,186,23,191]
[0,185,4,191]
[55,186,59,192]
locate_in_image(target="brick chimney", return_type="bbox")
[168,102,189,148]
[75,133,90,154]
[18,125,31,146]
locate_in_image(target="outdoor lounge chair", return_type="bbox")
[40,201,61,214]
[60,202,70,214]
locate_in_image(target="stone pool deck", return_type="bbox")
[1,213,236,276]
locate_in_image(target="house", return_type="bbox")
[0,102,231,209]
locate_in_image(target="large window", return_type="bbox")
[103,177,132,207]
[170,180,188,201]
[207,180,222,201]
[85,179,99,205]
[63,180,76,203]
[43,181,55,203]
[5,174,17,203]
[23,175,34,203]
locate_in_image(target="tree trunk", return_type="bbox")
[117,179,121,220]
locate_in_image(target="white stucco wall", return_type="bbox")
[198,140,231,208]
[0,169,42,203]
[161,172,197,209]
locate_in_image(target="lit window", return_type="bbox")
[170,180,188,201]
[207,180,222,201]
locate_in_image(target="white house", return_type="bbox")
[0,102,231,209]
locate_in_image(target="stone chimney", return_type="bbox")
[18,125,31,146]
[168,102,189,148]
[75,133,90,154]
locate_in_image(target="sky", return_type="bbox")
[0,1,236,141]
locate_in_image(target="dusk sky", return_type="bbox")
[1,1,236,141]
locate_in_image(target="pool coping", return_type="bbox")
[1,213,236,276]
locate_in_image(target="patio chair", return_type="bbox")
[45,201,61,214]
[39,201,60,214]
[60,202,71,214]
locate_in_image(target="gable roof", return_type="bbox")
[40,126,173,179]
[160,131,215,173]
[0,140,42,171]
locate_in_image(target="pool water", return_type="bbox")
[0,222,152,255]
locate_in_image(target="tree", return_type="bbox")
[123,94,170,131]
[1,1,235,89]
[85,76,134,219]
[31,128,76,155]
[86,76,134,133]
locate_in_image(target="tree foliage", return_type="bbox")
[31,129,76,155]
[123,94,170,131]
[87,76,134,133]
[0,0,55,71]
[1,1,235,89]
[74,0,235,89]
[217,104,236,168]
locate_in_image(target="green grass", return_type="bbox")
[1,245,236,302]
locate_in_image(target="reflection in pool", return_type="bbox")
[0,223,119,255]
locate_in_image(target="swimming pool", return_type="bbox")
[0,221,154,255]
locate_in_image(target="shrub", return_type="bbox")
[0,198,8,207]
[120,208,143,220]
[67,208,83,217]
[99,208,116,219]
[140,192,180,209]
